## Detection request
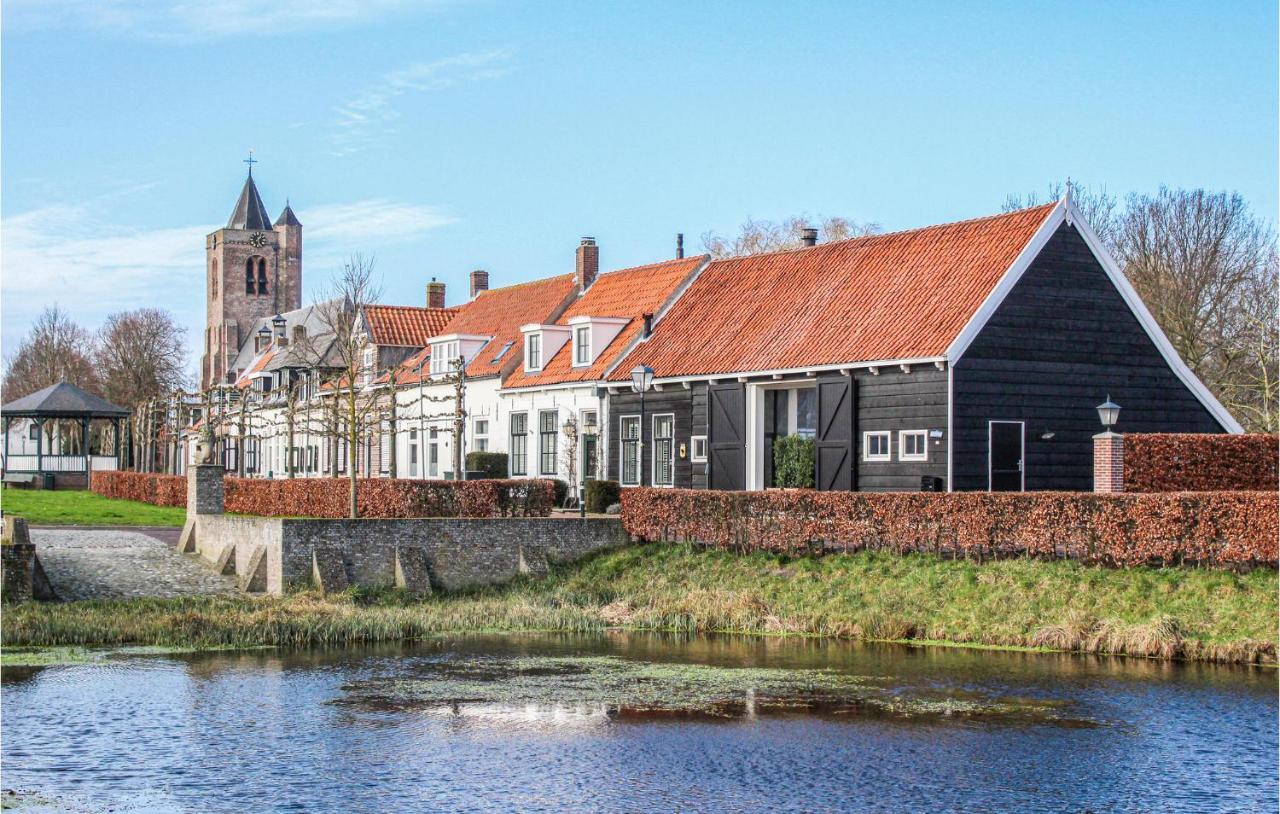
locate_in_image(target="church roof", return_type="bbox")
[227,173,273,231]
[2,381,129,417]
[275,204,302,228]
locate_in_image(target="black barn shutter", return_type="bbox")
[708,382,746,491]
[815,373,857,491]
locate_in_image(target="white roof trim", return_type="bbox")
[566,315,630,326]
[945,198,1243,433]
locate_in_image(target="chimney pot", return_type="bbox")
[801,228,818,248]
[576,237,599,294]
[469,269,490,299]
[676,233,684,259]
[426,277,446,309]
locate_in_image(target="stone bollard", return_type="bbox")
[177,464,225,553]
[1093,431,1124,493]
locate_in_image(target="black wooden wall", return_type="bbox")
[951,222,1226,491]
[851,366,948,491]
[605,385,706,488]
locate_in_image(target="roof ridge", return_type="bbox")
[712,202,1058,263]
[595,253,709,278]
[366,303,459,312]
[474,272,575,296]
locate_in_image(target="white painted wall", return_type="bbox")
[499,385,606,488]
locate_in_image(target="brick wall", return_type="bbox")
[1093,432,1124,493]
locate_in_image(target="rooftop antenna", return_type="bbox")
[244,149,258,177]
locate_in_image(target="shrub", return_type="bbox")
[773,435,815,489]
[551,479,571,508]
[586,480,621,514]
[465,451,509,479]
[620,488,1278,568]
[1124,433,1278,492]
[91,471,186,507]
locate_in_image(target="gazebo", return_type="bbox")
[1,382,130,487]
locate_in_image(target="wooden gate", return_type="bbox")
[815,373,856,491]
[708,382,745,491]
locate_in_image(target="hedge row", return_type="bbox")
[1124,433,1278,493]
[91,471,555,518]
[621,488,1278,568]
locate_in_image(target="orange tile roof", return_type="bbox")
[363,304,460,347]
[234,349,275,389]
[437,273,579,379]
[504,255,707,389]
[609,204,1056,380]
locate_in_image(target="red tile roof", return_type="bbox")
[409,273,578,381]
[609,204,1057,380]
[504,255,707,389]
[234,349,275,389]
[363,305,459,347]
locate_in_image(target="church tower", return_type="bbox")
[201,166,303,390]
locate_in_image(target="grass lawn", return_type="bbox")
[1,488,186,527]
[4,544,1275,663]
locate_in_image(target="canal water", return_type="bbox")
[2,633,1275,813]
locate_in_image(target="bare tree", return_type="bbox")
[313,254,384,518]
[701,215,881,258]
[95,308,190,409]
[1002,181,1122,250]
[1,305,98,401]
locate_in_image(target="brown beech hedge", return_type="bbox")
[1124,433,1278,493]
[621,488,1278,568]
[91,471,554,518]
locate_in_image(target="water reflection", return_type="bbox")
[2,633,1275,814]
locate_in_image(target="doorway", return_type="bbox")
[988,421,1024,491]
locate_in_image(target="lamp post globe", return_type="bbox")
[630,365,654,486]
[1096,396,1121,430]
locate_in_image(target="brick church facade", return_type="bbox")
[201,170,303,389]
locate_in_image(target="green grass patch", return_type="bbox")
[2,544,1276,663]
[0,489,185,527]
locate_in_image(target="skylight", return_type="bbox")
[491,340,515,363]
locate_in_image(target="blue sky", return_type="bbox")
[3,0,1276,371]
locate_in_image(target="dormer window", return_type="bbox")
[430,339,460,375]
[574,326,590,366]
[526,333,542,370]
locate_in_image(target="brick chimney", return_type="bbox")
[470,269,490,299]
[426,278,446,309]
[576,237,598,293]
[800,228,818,248]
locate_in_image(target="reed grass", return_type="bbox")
[3,544,1275,664]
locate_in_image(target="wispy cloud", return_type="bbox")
[1,199,457,364]
[331,50,511,155]
[3,0,448,41]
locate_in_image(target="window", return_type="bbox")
[899,430,928,462]
[292,326,306,342]
[244,437,259,473]
[474,418,489,452]
[652,414,674,487]
[28,424,39,441]
[538,410,558,475]
[691,435,707,463]
[428,436,438,478]
[619,416,640,486]
[408,430,419,478]
[526,333,542,370]
[431,340,460,375]
[863,431,891,461]
[245,258,256,294]
[574,326,590,366]
[581,409,599,478]
[210,259,218,298]
[257,259,268,295]
[796,388,817,438]
[509,413,528,476]
[491,340,514,363]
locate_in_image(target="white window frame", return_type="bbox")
[474,418,489,452]
[573,325,591,367]
[651,413,675,488]
[525,332,542,371]
[690,435,707,463]
[862,430,891,462]
[898,430,928,462]
[509,412,528,476]
[538,409,558,475]
[619,415,641,487]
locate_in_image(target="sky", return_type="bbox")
[2,0,1276,375]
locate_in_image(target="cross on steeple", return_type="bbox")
[244,150,258,176]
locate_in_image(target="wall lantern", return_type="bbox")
[1096,396,1121,430]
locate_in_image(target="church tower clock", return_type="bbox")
[201,158,303,390]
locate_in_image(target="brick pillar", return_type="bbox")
[178,463,224,553]
[1093,431,1124,493]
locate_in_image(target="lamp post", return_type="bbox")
[1096,396,1121,431]
[630,365,654,486]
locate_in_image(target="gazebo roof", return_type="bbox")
[1,382,130,418]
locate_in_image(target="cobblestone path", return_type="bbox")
[32,527,239,601]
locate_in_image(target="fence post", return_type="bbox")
[1093,431,1125,493]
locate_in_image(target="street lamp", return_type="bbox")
[1096,396,1121,431]
[630,365,654,486]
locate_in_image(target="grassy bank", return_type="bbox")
[0,489,186,527]
[4,544,1275,664]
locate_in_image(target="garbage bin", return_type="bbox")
[920,475,943,492]
[41,473,56,490]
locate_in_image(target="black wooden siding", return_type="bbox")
[951,222,1226,492]
[851,366,948,491]
[605,386,703,488]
